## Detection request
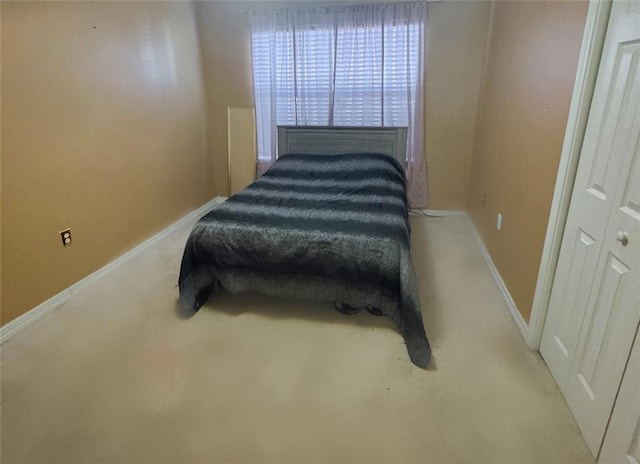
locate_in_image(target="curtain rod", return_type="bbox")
[239,0,438,14]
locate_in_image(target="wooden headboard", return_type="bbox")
[277,126,408,168]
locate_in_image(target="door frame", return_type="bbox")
[526,0,613,350]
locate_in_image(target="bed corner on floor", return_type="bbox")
[178,126,431,368]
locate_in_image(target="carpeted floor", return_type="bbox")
[0,212,594,463]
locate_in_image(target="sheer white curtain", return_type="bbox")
[250,2,428,208]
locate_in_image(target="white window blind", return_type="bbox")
[250,2,428,207]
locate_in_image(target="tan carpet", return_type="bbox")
[0,213,594,463]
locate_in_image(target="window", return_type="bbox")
[250,2,428,207]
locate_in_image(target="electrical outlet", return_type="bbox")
[60,228,72,247]
[496,213,503,231]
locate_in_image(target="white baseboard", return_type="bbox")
[2,200,529,346]
[465,215,529,341]
[412,209,466,217]
[0,196,225,344]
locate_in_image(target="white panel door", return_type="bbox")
[565,111,640,455]
[599,326,640,464]
[540,0,640,457]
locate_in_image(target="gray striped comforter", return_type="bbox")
[178,153,431,367]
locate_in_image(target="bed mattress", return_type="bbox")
[178,152,431,367]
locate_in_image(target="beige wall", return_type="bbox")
[425,1,491,210]
[194,0,491,204]
[1,7,3,319]
[194,1,254,196]
[467,0,588,322]
[1,1,213,324]
[1,0,589,328]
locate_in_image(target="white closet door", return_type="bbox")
[599,326,640,464]
[540,0,640,457]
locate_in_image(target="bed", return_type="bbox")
[178,126,431,368]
